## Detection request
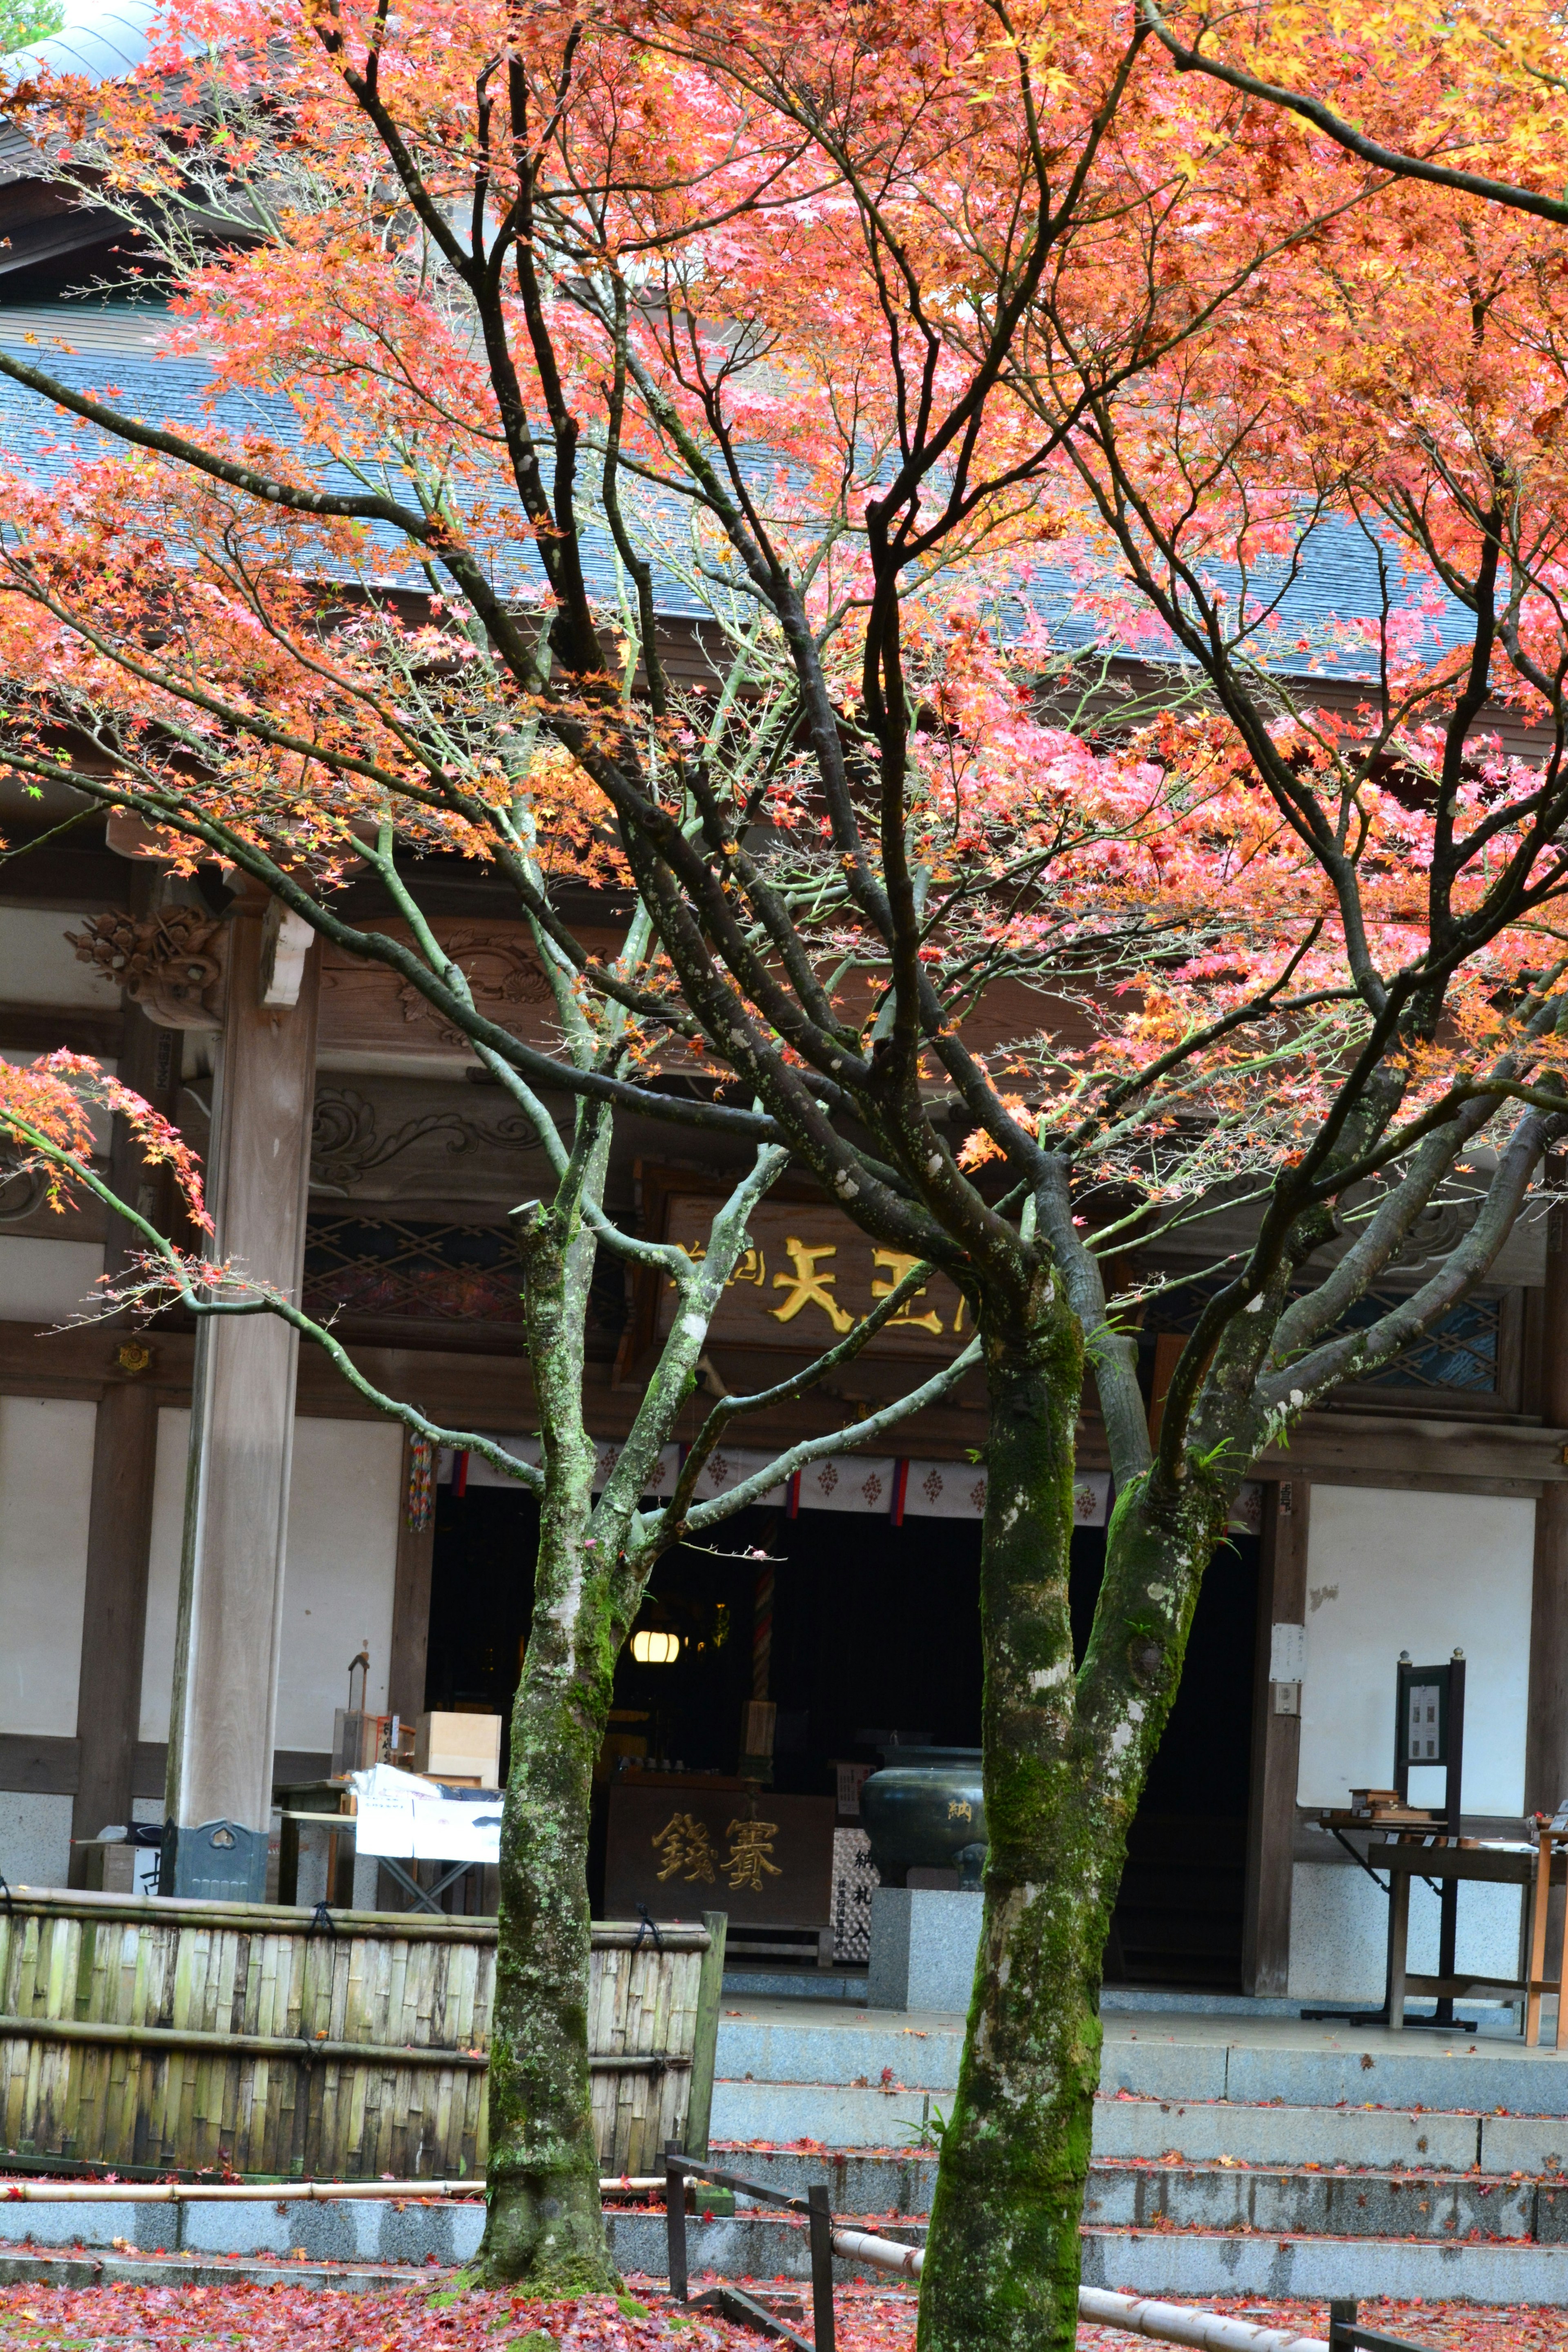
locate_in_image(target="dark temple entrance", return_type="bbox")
[427,1480,1258,1986]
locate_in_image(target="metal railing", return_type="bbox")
[659,2147,1434,2352]
[1329,2305,1428,2352]
[662,2147,838,2352]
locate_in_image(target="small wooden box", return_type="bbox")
[414,1710,502,1787]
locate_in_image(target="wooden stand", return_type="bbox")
[1524,1825,1568,2047]
[1372,1838,1542,2029]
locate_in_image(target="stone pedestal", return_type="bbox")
[867,1886,983,2012]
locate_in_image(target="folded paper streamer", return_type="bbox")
[349,1761,503,1863]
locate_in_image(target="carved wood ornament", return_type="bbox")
[396,929,552,1049]
[67,908,226,1030]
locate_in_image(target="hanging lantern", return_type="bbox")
[630,1628,680,1666]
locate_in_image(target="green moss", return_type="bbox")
[918,1290,1237,2352]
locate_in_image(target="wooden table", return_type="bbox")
[1367,1838,1560,2031]
[1525,1826,1568,2047]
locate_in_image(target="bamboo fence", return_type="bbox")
[0,1889,725,2181]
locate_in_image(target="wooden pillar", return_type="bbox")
[388,1430,436,1726]
[1528,1202,1568,1814]
[1243,1475,1310,1996]
[68,983,181,1876]
[161,895,318,1899]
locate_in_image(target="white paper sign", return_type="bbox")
[350,1763,503,1863]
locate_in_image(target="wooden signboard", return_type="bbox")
[652,1193,969,1362]
[605,1782,835,1930]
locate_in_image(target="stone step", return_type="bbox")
[716,2003,1568,2120]
[715,2009,961,2092]
[0,2195,488,2267]
[709,2078,937,2144]
[1091,2098,1481,2171]
[712,2083,1568,2166]
[708,2142,1568,2233]
[608,2207,1568,2301]
[708,2146,937,2213]
[1080,2162,1558,2241]
[1081,2227,1568,2306]
[1100,2024,1568,2113]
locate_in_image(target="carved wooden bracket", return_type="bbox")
[66,908,227,1031]
[258,902,315,1010]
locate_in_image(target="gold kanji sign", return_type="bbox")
[606,1785,835,1927]
[722,1818,782,1891]
[651,1812,718,1884]
[654,1198,968,1359]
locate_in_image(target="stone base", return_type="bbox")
[159,1819,268,1902]
[866,1885,982,2011]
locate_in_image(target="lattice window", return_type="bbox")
[1145,1280,1501,1394]
[1334,1289,1500,1394]
[303,1215,523,1324]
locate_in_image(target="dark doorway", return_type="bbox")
[428,1483,1257,1984]
[1072,1526,1261,1991]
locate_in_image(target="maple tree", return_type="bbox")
[0,2,1566,2348]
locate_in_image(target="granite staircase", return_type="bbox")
[605,1996,1568,2301]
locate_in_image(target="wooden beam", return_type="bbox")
[1261,1409,1568,1490]
[69,992,181,1873]
[0,1737,329,1800]
[0,1002,123,1056]
[0,1734,80,1796]
[69,1383,159,1871]
[1242,1476,1310,1997]
[387,1429,435,1726]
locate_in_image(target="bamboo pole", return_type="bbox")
[0,1895,711,1953]
[0,2015,488,2069]
[0,2176,666,2201]
[0,2014,689,2073]
[826,2230,1332,2352]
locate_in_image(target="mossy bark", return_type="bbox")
[478,1200,621,2291]
[474,1132,788,2289]
[916,1286,1229,2352]
[477,1529,620,2288]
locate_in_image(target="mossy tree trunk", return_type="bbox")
[479,1185,624,2290]
[915,1282,1233,2352]
[477,1121,913,2289]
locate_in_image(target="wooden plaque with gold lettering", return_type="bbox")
[604,1783,835,1928]
[653,1194,969,1361]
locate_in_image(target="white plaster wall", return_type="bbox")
[1297,1485,1532,1813]
[0,1394,95,1735]
[1288,1484,1534,2004]
[0,1236,106,1325]
[274,1418,399,1751]
[140,1410,400,1756]
[1288,1860,1523,2005]
[0,1792,74,1891]
[0,908,117,1009]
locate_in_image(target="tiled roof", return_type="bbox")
[0,310,717,615]
[0,305,1484,680]
[0,6,1493,685]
